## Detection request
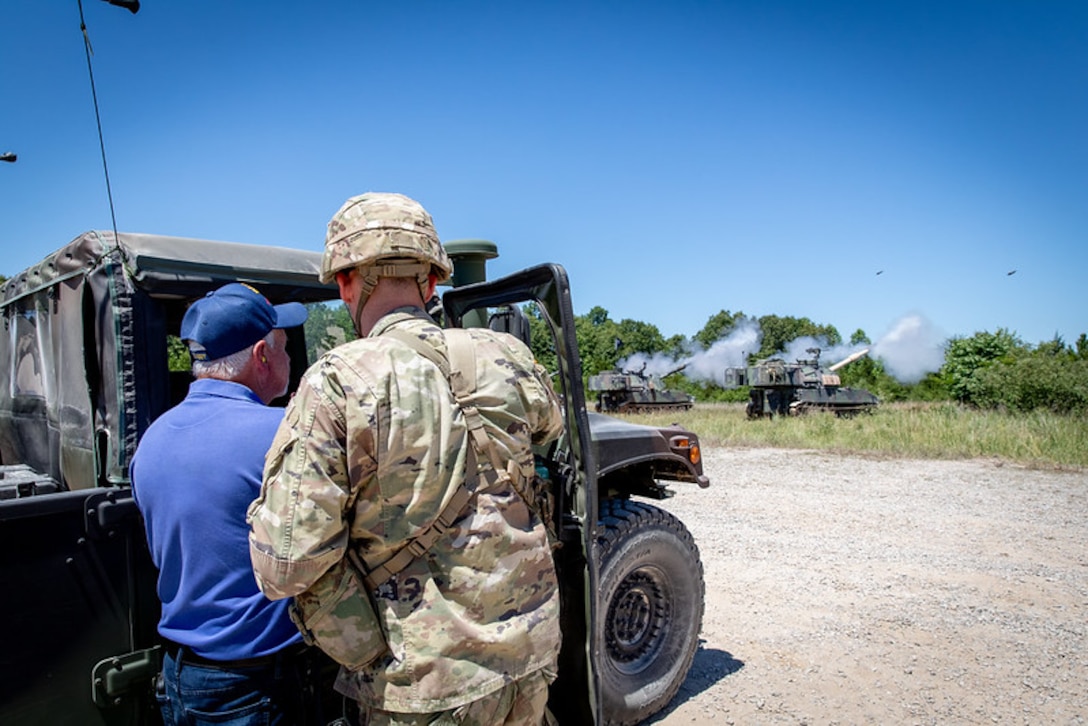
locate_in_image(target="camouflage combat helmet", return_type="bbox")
[320,192,452,286]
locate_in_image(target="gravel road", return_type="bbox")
[647,447,1088,725]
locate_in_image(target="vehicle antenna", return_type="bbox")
[75,0,140,242]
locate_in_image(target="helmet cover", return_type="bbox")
[320,192,452,284]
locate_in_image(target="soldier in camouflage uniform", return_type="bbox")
[247,192,564,725]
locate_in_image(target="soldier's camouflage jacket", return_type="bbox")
[247,307,564,713]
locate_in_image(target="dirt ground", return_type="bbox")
[647,447,1088,725]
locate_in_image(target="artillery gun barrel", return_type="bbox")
[828,348,870,372]
[664,363,688,377]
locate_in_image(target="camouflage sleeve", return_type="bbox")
[530,359,564,446]
[491,330,563,446]
[247,361,363,600]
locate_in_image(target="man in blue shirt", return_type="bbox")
[131,283,311,725]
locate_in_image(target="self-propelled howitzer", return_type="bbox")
[723,347,879,419]
[588,362,695,414]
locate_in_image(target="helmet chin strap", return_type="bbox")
[351,290,369,338]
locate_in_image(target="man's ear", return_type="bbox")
[252,339,269,366]
[336,269,355,303]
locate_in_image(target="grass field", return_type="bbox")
[626,402,1088,470]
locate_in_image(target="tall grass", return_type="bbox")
[627,402,1088,469]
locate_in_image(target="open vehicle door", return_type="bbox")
[444,263,601,725]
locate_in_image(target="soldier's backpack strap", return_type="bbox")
[445,328,525,488]
[362,327,523,592]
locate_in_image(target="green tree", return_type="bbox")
[910,372,952,402]
[614,319,666,360]
[940,329,1022,404]
[756,315,841,359]
[1075,333,1088,360]
[850,328,870,345]
[974,354,1088,414]
[1034,334,1067,359]
[587,306,610,327]
[836,354,911,402]
[525,302,558,373]
[574,306,622,376]
[167,335,190,372]
[567,305,676,386]
[693,310,748,349]
[663,333,687,358]
[303,301,352,362]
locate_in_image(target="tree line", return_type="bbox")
[526,305,1088,417]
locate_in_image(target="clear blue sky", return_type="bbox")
[3,1,1085,351]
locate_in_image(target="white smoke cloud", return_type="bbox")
[778,336,866,368]
[614,314,944,387]
[682,319,762,383]
[618,350,684,378]
[871,314,945,384]
[619,319,762,384]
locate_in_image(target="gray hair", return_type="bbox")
[191,331,275,380]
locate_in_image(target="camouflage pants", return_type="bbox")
[362,670,552,726]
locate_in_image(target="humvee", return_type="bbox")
[0,230,708,725]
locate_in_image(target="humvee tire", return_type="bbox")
[597,499,704,725]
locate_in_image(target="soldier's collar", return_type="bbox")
[369,306,431,338]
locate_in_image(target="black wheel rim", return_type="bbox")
[606,566,670,674]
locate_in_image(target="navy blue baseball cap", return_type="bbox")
[180,283,308,362]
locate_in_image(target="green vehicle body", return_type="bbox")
[0,231,709,726]
[724,347,880,418]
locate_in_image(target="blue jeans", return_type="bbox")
[158,647,311,726]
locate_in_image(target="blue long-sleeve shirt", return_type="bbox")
[130,378,301,660]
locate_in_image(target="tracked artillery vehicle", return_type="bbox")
[588,362,695,414]
[724,347,879,418]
